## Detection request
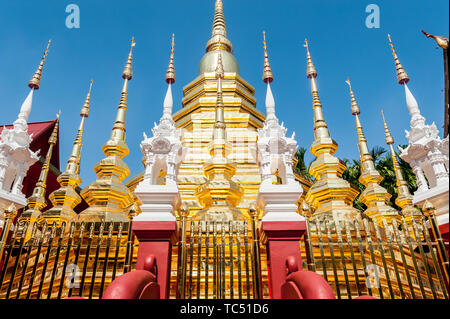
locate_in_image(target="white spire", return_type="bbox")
[404,84,421,119]
[265,83,277,121]
[13,89,34,131]
[163,83,173,119]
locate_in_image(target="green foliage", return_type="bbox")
[294,147,314,181]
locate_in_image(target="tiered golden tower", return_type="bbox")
[43,81,93,226]
[346,79,398,225]
[170,0,265,217]
[79,38,136,222]
[303,40,359,224]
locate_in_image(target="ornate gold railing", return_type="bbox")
[0,220,138,299]
[177,219,262,299]
[300,215,449,299]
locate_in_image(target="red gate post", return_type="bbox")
[132,220,177,299]
[257,185,305,299]
[261,220,306,299]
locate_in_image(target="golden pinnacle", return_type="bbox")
[122,37,135,80]
[48,111,61,145]
[381,109,394,145]
[304,38,317,79]
[262,31,273,83]
[28,40,51,90]
[387,34,410,85]
[346,78,360,115]
[165,33,176,84]
[80,80,93,117]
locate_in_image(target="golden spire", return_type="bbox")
[103,37,135,158]
[388,34,410,85]
[206,0,233,52]
[304,39,317,79]
[346,80,398,224]
[166,34,176,84]
[262,31,273,83]
[303,39,333,153]
[79,39,136,222]
[195,52,243,221]
[303,40,359,224]
[21,112,60,226]
[381,110,421,223]
[43,81,93,225]
[28,40,51,90]
[381,109,394,145]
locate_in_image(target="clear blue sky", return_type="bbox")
[0,0,448,184]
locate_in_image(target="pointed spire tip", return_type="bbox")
[28,40,52,90]
[387,34,410,85]
[262,30,273,83]
[166,33,176,84]
[304,38,317,79]
[122,37,135,80]
[381,109,394,145]
[81,80,93,117]
[346,77,360,115]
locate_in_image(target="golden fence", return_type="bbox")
[1,210,448,300]
[177,219,262,299]
[300,214,449,299]
[0,219,138,299]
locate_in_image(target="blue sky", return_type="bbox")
[0,0,448,184]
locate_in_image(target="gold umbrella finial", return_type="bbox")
[122,37,135,80]
[346,77,360,115]
[381,109,395,145]
[262,31,273,83]
[207,0,232,52]
[387,34,410,85]
[80,79,93,117]
[28,40,51,90]
[304,38,317,79]
[165,34,176,84]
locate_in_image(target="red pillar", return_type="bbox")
[132,221,177,299]
[261,221,306,299]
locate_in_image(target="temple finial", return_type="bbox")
[348,82,399,225]
[388,34,410,85]
[206,0,232,52]
[28,40,51,90]
[381,109,421,223]
[303,39,331,142]
[122,37,135,80]
[421,30,449,49]
[262,31,273,83]
[80,80,93,117]
[21,113,60,226]
[78,40,136,222]
[49,111,61,145]
[304,39,317,79]
[165,34,176,84]
[43,82,93,225]
[381,109,395,145]
[346,78,360,115]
